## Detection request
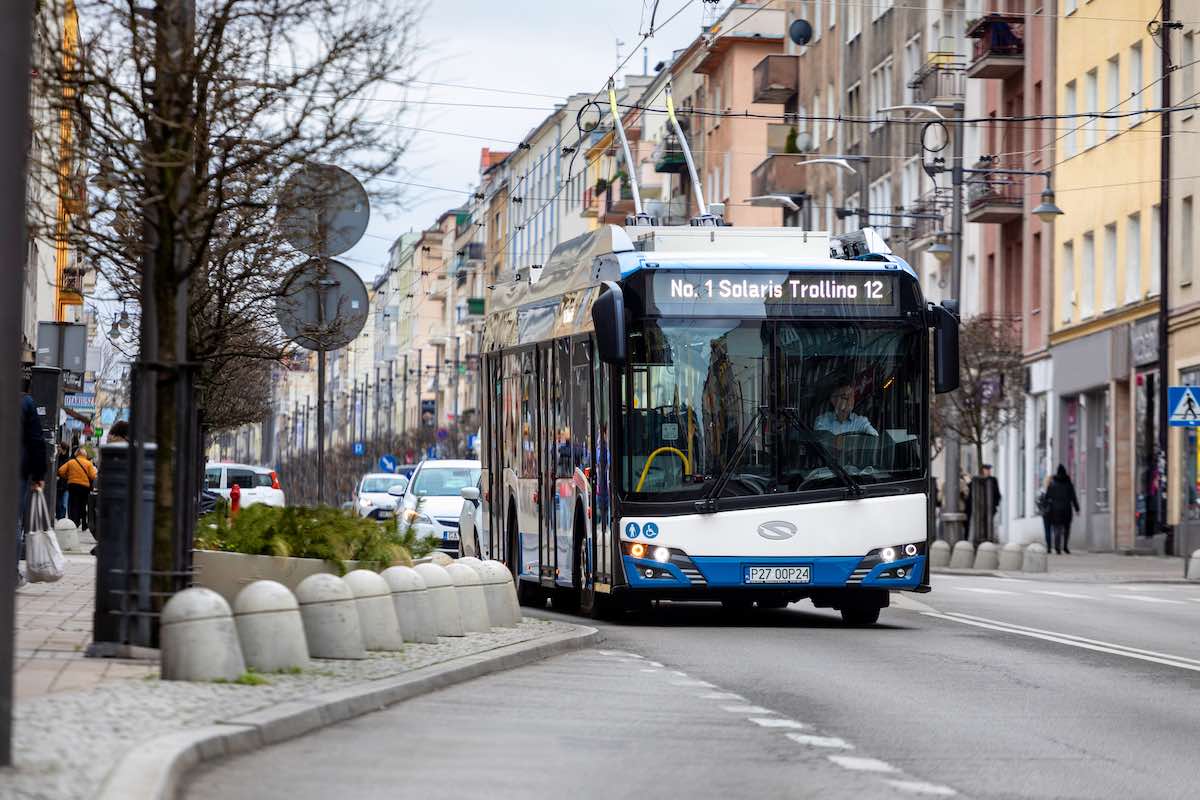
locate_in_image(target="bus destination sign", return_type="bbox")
[654,272,897,307]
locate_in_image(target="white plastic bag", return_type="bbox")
[26,488,65,583]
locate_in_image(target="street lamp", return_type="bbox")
[1032,187,1065,223]
[795,156,869,229]
[929,232,953,264]
[117,302,131,330]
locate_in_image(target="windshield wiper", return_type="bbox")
[694,406,766,514]
[771,407,864,498]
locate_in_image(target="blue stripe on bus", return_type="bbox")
[618,555,927,589]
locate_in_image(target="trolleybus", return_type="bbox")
[478,224,959,624]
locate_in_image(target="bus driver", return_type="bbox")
[814,382,878,438]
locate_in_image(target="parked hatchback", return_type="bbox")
[400,459,481,556]
[353,472,409,519]
[204,462,286,508]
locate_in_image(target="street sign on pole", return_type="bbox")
[1168,386,1200,426]
[353,441,364,456]
[379,454,397,473]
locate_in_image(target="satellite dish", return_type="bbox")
[276,164,370,257]
[275,258,369,351]
[788,18,814,46]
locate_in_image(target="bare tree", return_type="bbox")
[31,0,420,577]
[932,315,1026,471]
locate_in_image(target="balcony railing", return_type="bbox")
[751,153,808,198]
[653,134,688,173]
[966,165,1024,224]
[908,55,966,105]
[906,191,947,245]
[752,54,799,104]
[766,123,814,155]
[966,13,1025,80]
[601,180,635,225]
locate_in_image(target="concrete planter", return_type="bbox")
[193,550,361,606]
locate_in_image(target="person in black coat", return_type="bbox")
[19,393,48,585]
[1046,464,1080,554]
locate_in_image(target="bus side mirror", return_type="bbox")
[933,300,960,394]
[592,281,627,365]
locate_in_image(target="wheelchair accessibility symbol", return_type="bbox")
[625,522,640,539]
[643,523,659,539]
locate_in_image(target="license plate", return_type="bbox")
[745,566,811,584]
[441,531,460,542]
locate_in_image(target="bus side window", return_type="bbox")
[555,338,573,478]
[572,338,592,474]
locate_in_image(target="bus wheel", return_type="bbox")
[840,604,881,626]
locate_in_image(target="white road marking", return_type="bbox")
[1108,593,1186,605]
[638,668,662,673]
[645,660,664,667]
[785,733,853,749]
[827,756,898,773]
[699,692,744,701]
[1191,598,1200,604]
[1031,590,1093,600]
[720,704,774,715]
[990,577,1032,583]
[956,587,1017,595]
[925,612,1200,672]
[747,717,807,729]
[885,779,958,796]
[670,679,716,688]
[671,670,689,676]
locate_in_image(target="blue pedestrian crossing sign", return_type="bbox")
[1168,386,1200,426]
[379,454,397,473]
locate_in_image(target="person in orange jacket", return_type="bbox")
[58,447,97,529]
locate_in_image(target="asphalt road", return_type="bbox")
[185,575,1200,800]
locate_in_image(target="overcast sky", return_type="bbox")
[339,0,717,279]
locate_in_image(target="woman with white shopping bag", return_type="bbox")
[25,487,65,583]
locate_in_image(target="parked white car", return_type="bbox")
[400,459,481,556]
[203,462,286,508]
[353,472,409,519]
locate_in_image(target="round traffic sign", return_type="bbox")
[276,163,370,257]
[275,258,369,351]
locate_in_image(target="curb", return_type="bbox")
[932,567,1192,584]
[94,624,600,800]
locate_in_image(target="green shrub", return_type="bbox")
[196,504,440,572]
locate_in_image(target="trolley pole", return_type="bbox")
[1158,2,1177,543]
[941,101,967,543]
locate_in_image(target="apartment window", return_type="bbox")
[1064,0,1077,13]
[812,93,821,143]
[1106,56,1120,138]
[847,83,862,145]
[902,157,920,210]
[1031,231,1042,313]
[869,175,892,238]
[1061,240,1075,323]
[904,36,921,104]
[826,86,835,142]
[1151,204,1162,295]
[869,59,894,131]
[1126,212,1141,304]
[1130,43,1144,125]
[1085,69,1099,149]
[846,0,862,42]
[1081,231,1095,318]
[829,0,835,29]
[1183,196,1195,287]
[813,0,822,40]
[872,0,893,22]
[1102,223,1117,311]
[1032,81,1044,157]
[722,152,731,200]
[824,190,834,232]
[1185,34,1196,109]
[845,193,859,233]
[1064,81,1077,157]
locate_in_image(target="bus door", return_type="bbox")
[484,353,503,559]
[536,343,556,585]
[551,338,576,587]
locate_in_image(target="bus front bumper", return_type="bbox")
[621,553,926,591]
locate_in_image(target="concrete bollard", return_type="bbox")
[428,551,453,567]
[484,560,522,626]
[413,563,464,637]
[295,574,366,660]
[973,541,1000,571]
[929,540,951,568]
[997,542,1024,571]
[233,580,309,673]
[1022,542,1049,573]
[1188,549,1200,581]
[53,518,80,553]
[949,540,975,569]
[161,588,246,682]
[445,563,491,633]
[343,570,405,651]
[381,566,439,644]
[477,561,519,627]
[457,556,484,568]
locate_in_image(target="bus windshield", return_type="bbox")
[620,318,924,501]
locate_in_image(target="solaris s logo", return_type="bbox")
[757,520,798,540]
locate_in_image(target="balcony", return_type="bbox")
[750,153,808,198]
[600,180,635,225]
[905,191,947,247]
[766,122,813,155]
[966,14,1025,80]
[653,134,688,173]
[752,54,799,104]
[908,55,966,105]
[966,166,1024,224]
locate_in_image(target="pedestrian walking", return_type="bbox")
[967,464,1003,542]
[19,392,48,587]
[54,440,70,520]
[1036,475,1054,551]
[1046,464,1080,555]
[58,447,97,529]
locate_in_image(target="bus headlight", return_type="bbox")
[880,547,897,563]
[653,547,670,563]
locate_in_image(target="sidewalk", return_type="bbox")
[934,550,1191,583]
[16,544,157,699]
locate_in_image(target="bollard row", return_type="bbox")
[928,539,1048,574]
[160,561,526,681]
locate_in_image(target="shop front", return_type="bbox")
[1169,309,1200,557]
